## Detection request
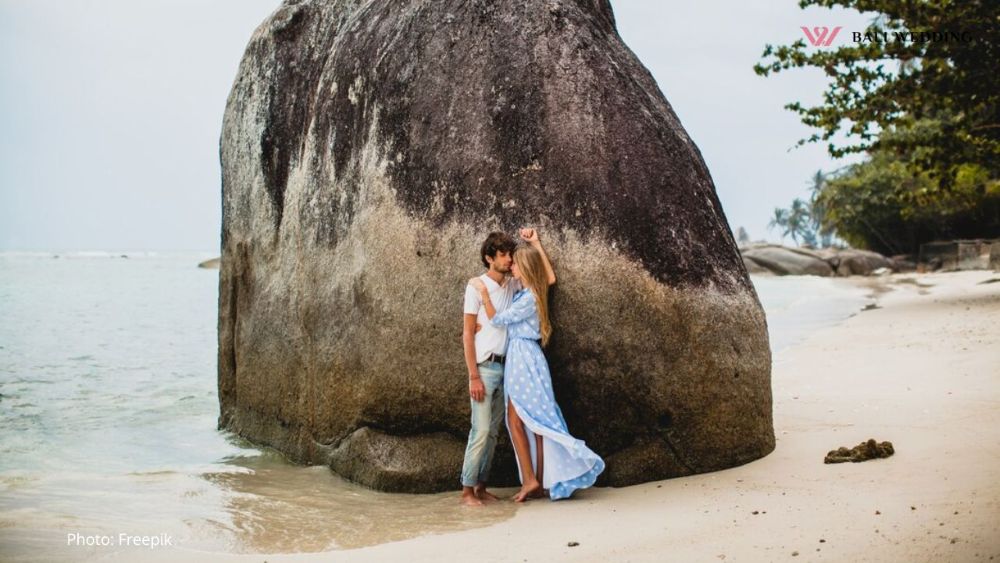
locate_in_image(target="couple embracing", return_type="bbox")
[459,228,604,506]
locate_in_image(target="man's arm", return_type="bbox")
[463,313,485,402]
[521,228,556,285]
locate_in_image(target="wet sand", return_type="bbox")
[4,453,517,562]
[92,270,1000,561]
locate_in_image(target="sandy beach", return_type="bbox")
[91,270,999,562]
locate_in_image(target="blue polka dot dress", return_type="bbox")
[490,288,605,500]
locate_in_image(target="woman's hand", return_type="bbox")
[470,277,496,319]
[469,277,489,298]
[520,227,556,285]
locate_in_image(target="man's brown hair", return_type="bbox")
[480,232,517,268]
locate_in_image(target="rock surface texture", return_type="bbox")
[218,0,774,492]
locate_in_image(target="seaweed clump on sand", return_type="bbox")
[824,439,894,463]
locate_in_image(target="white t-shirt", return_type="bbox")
[463,274,523,363]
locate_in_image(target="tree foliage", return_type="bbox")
[754,0,1000,185]
[817,133,1000,255]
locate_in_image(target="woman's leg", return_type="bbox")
[529,434,547,498]
[507,399,541,502]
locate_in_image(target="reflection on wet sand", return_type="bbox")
[199,450,517,553]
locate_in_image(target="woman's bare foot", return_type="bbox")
[527,488,548,499]
[511,479,542,502]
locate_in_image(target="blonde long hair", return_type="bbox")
[513,243,552,347]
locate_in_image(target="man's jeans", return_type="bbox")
[460,361,505,487]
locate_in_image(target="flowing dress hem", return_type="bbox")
[506,397,604,500]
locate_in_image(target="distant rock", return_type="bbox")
[743,256,773,275]
[740,244,902,277]
[890,255,917,272]
[741,245,834,276]
[827,248,894,276]
[824,439,894,463]
[198,257,221,269]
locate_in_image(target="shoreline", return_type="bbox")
[97,269,1000,562]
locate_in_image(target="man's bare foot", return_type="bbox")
[511,479,542,503]
[460,490,484,507]
[475,487,500,502]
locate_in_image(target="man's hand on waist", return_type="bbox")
[469,375,485,402]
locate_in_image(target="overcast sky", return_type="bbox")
[0,0,871,251]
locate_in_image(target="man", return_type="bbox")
[460,228,555,506]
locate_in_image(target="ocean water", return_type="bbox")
[750,273,874,354]
[0,252,870,560]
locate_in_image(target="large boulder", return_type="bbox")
[218,0,774,492]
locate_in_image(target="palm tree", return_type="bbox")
[736,226,751,246]
[788,198,815,246]
[770,170,843,248]
[768,208,789,242]
[808,170,825,200]
[769,200,815,246]
[807,170,831,246]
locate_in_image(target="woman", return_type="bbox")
[472,242,604,502]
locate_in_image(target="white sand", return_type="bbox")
[106,270,1000,563]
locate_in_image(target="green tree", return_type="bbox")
[817,140,1000,255]
[754,0,1000,185]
